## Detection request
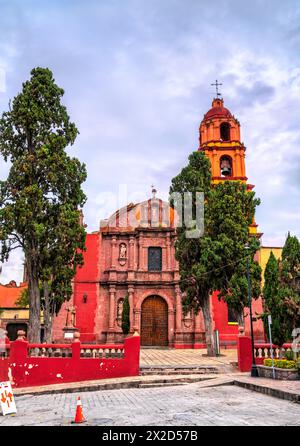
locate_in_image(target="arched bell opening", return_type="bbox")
[220,155,233,177]
[220,122,230,141]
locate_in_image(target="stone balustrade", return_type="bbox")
[254,343,294,361]
[80,345,124,359]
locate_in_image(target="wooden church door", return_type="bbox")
[141,296,168,346]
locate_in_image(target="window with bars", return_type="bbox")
[148,247,162,271]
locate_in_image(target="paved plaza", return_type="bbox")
[1,348,299,426]
[140,348,237,367]
[1,382,300,426]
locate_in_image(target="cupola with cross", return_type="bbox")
[199,81,246,183]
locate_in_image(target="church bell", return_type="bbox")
[220,158,232,176]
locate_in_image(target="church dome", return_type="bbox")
[203,98,232,121]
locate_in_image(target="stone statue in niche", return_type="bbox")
[119,243,127,266]
[66,306,76,327]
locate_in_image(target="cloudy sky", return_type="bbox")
[0,0,300,283]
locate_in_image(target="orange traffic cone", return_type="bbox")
[72,396,86,424]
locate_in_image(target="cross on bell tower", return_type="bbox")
[211,79,223,98]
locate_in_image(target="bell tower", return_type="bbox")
[199,88,260,238]
[199,96,246,182]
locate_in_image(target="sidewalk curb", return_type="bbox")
[233,379,300,403]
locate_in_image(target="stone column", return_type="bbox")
[194,310,205,347]
[241,152,246,177]
[212,149,218,177]
[166,234,171,271]
[129,236,135,269]
[234,151,242,177]
[139,236,145,270]
[168,309,175,346]
[128,285,134,333]
[175,286,182,331]
[111,236,117,269]
[133,309,141,332]
[108,285,116,330]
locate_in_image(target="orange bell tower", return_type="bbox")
[199,96,247,182]
[199,84,260,237]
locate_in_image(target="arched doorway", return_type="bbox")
[141,295,168,346]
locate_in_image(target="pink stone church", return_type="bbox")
[52,97,265,347]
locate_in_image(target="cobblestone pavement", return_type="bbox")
[140,348,237,366]
[1,383,300,426]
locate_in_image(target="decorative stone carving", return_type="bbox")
[183,310,193,328]
[118,243,127,266]
[116,298,124,327]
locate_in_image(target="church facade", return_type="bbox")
[52,97,265,347]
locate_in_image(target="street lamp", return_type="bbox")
[245,243,259,377]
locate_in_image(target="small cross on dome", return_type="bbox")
[211,80,223,98]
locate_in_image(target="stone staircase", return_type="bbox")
[140,365,221,376]
[137,373,219,389]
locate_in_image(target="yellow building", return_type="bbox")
[257,246,282,286]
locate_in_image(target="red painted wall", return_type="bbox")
[212,291,265,346]
[7,335,140,388]
[52,233,100,342]
[237,336,253,372]
[0,357,9,382]
[212,291,239,345]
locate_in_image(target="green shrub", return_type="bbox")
[284,360,296,369]
[285,350,294,361]
[263,358,296,369]
[264,359,273,367]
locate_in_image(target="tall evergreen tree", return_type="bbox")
[121,295,130,335]
[262,251,285,345]
[170,151,261,356]
[263,235,300,346]
[0,67,87,342]
[279,233,300,335]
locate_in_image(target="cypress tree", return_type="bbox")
[121,294,130,335]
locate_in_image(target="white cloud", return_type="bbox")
[0,0,300,281]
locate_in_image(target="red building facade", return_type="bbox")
[52,97,265,347]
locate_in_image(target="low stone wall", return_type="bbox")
[257,365,299,381]
[1,334,140,388]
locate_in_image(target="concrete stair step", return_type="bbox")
[140,366,219,376]
[141,370,218,376]
[137,374,222,388]
[139,382,184,389]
